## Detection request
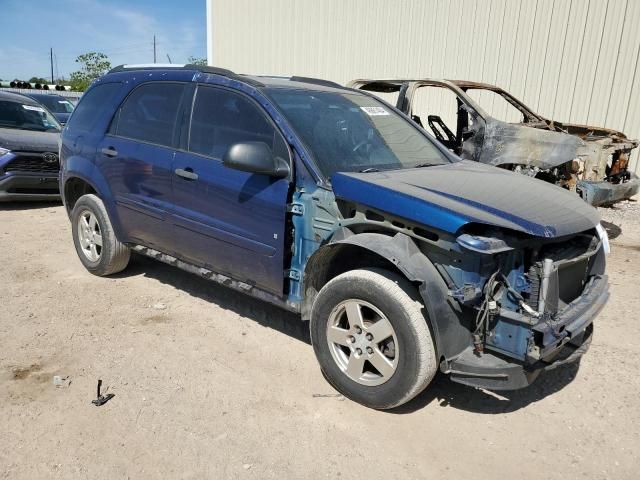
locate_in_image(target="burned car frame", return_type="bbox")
[348,79,639,206]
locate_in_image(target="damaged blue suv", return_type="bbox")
[60,65,609,409]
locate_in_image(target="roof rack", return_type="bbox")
[107,64,265,87]
[288,76,343,89]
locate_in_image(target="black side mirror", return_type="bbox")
[223,141,290,178]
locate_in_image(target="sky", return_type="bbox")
[0,0,207,82]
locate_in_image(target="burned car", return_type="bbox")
[348,79,639,206]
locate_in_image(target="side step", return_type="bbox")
[131,245,300,313]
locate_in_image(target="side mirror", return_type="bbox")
[223,141,290,178]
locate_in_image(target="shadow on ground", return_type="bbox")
[115,254,580,414]
[392,361,580,415]
[0,201,62,211]
[601,220,622,240]
[116,254,310,344]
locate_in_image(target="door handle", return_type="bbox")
[101,147,118,157]
[175,168,198,180]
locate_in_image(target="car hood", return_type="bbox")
[0,127,60,152]
[331,160,600,238]
[477,119,590,170]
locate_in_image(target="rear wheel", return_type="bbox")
[310,268,437,409]
[71,194,130,276]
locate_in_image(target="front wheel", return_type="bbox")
[71,194,130,276]
[310,268,437,409]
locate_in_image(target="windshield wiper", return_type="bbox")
[359,167,380,173]
[413,162,440,168]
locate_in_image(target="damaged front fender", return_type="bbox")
[304,229,472,360]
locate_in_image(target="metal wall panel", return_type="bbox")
[209,0,640,172]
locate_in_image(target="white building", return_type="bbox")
[207,0,640,173]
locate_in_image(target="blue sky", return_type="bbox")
[0,0,207,82]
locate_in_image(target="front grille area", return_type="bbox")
[3,153,59,174]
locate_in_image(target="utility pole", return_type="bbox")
[50,48,54,84]
[153,35,156,63]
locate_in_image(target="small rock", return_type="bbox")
[152,303,167,310]
[243,464,252,470]
[53,375,70,387]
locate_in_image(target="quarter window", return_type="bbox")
[189,86,280,159]
[112,83,185,147]
[66,82,121,133]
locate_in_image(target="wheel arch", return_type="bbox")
[302,229,471,360]
[62,173,126,243]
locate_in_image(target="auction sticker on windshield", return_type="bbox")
[360,106,389,116]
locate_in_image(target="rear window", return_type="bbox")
[111,82,186,148]
[35,96,75,114]
[66,83,121,133]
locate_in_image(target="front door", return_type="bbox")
[171,85,290,296]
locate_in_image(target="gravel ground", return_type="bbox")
[1,198,639,479]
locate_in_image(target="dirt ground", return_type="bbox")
[1,198,639,480]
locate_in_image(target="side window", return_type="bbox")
[111,82,185,147]
[66,82,121,133]
[412,85,461,133]
[189,86,281,160]
[465,89,525,124]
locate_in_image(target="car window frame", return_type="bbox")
[185,83,293,170]
[66,81,122,135]
[106,80,191,150]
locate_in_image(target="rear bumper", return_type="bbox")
[0,172,60,202]
[442,275,608,390]
[578,173,640,206]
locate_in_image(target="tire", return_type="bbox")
[71,194,130,276]
[310,268,437,409]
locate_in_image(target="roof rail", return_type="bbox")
[107,63,264,87]
[289,76,343,89]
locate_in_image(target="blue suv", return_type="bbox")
[60,65,609,409]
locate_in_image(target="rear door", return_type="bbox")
[170,85,291,295]
[98,82,189,252]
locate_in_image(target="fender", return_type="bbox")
[307,229,471,360]
[62,156,127,242]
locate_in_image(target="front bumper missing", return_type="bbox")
[441,275,608,391]
[578,173,640,206]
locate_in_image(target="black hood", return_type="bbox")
[0,127,60,153]
[331,160,600,238]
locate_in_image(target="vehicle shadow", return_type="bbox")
[0,201,62,211]
[115,254,580,414]
[118,254,311,344]
[392,361,580,415]
[601,220,622,240]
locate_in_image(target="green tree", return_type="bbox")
[29,77,48,84]
[188,56,207,66]
[69,52,111,91]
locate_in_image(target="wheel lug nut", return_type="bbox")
[356,348,362,355]
[366,347,373,355]
[366,333,373,341]
[354,326,362,334]
[348,335,355,343]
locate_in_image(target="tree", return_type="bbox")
[69,52,111,91]
[188,56,207,66]
[29,77,48,84]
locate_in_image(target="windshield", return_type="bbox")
[0,100,61,132]
[34,96,75,114]
[267,89,450,177]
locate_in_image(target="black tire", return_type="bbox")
[310,268,437,409]
[71,194,130,276]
